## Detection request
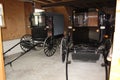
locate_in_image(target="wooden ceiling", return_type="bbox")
[35,0,116,9]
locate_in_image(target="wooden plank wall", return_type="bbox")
[1,0,26,41]
[24,3,32,34]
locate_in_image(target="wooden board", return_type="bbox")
[0,28,6,80]
[109,0,120,80]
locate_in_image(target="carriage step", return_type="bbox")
[72,51,100,62]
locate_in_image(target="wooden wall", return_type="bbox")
[24,3,32,34]
[1,0,26,41]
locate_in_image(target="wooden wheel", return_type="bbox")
[43,36,57,57]
[60,37,68,62]
[20,34,33,51]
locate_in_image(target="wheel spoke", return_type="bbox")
[43,36,60,57]
[44,47,48,51]
[20,34,33,51]
[52,49,56,54]
[45,49,51,56]
[44,48,49,53]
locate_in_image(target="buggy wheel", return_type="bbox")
[60,37,67,62]
[20,34,33,51]
[43,36,57,57]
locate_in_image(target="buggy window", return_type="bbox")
[0,3,5,27]
[73,11,98,27]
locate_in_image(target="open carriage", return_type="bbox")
[20,12,64,57]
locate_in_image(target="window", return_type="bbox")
[35,8,44,13]
[34,8,45,26]
[0,4,4,27]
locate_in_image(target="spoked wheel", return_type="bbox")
[56,38,62,47]
[43,36,57,57]
[60,37,67,62]
[60,37,71,80]
[20,34,33,51]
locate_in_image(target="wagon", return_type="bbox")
[20,12,64,57]
[4,12,64,66]
[60,8,114,80]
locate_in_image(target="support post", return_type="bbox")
[0,28,6,80]
[109,0,120,80]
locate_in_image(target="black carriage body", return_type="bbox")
[72,9,100,45]
[45,12,64,38]
[30,12,47,41]
[72,9,112,45]
[71,8,112,61]
[30,12,64,41]
[72,27,100,45]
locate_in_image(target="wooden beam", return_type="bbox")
[47,0,56,3]
[19,0,49,4]
[0,28,6,80]
[109,0,120,80]
[41,0,116,8]
[41,0,75,8]
[34,0,49,4]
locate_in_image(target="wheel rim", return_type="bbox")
[43,37,57,57]
[60,38,67,62]
[20,34,33,51]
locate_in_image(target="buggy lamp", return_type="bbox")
[68,26,72,29]
[104,35,109,38]
[46,26,49,29]
[100,26,105,29]
[96,29,99,32]
[96,8,99,12]
[73,28,75,31]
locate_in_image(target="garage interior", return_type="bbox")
[0,0,120,80]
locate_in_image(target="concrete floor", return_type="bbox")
[5,48,105,80]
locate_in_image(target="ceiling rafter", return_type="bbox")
[19,0,49,4]
[41,0,75,8]
[20,0,116,8]
[46,0,56,3]
[41,0,116,8]
[36,0,49,4]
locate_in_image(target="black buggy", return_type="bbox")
[20,12,64,57]
[4,12,64,66]
[60,8,114,80]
